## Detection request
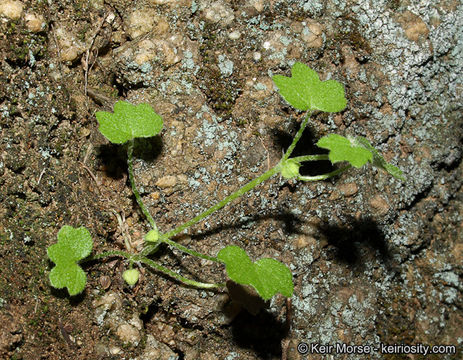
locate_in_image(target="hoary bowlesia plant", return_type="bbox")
[47,62,405,299]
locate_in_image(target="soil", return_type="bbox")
[1,1,462,360]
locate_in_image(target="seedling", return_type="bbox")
[47,226,93,296]
[47,63,404,300]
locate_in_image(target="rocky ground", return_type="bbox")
[0,0,462,359]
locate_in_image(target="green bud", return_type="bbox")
[122,269,140,286]
[280,159,300,179]
[145,229,159,243]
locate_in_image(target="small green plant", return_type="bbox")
[47,226,93,296]
[47,62,404,300]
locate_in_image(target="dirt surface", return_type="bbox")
[1,0,462,359]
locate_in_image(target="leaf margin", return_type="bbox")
[96,101,163,144]
[217,245,294,301]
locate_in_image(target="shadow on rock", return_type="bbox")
[318,217,397,272]
[271,124,334,176]
[190,211,307,244]
[230,307,287,358]
[96,136,163,180]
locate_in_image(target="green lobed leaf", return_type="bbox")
[354,136,406,180]
[217,245,293,301]
[317,134,405,180]
[96,101,163,144]
[49,264,87,296]
[47,225,93,296]
[272,62,347,112]
[317,134,373,168]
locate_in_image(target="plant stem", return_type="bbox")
[282,111,312,161]
[162,237,221,263]
[144,111,314,256]
[141,109,340,260]
[86,110,350,291]
[291,154,329,163]
[162,166,280,240]
[135,256,225,289]
[84,250,223,289]
[127,140,158,231]
[84,249,134,262]
[297,165,351,181]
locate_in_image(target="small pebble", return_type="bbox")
[228,30,240,40]
[116,323,141,345]
[99,275,112,290]
[156,175,177,188]
[109,345,122,355]
[25,13,45,32]
[0,0,23,20]
[204,1,234,26]
[369,194,390,216]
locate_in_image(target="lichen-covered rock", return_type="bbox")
[125,8,168,39]
[301,21,324,48]
[2,0,462,358]
[112,33,183,86]
[202,1,234,26]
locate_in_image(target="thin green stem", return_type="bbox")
[162,237,221,263]
[161,166,280,240]
[142,232,221,262]
[135,256,225,289]
[84,249,134,262]
[297,165,351,182]
[127,140,157,231]
[141,242,160,257]
[84,250,223,289]
[291,154,329,163]
[282,111,312,161]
